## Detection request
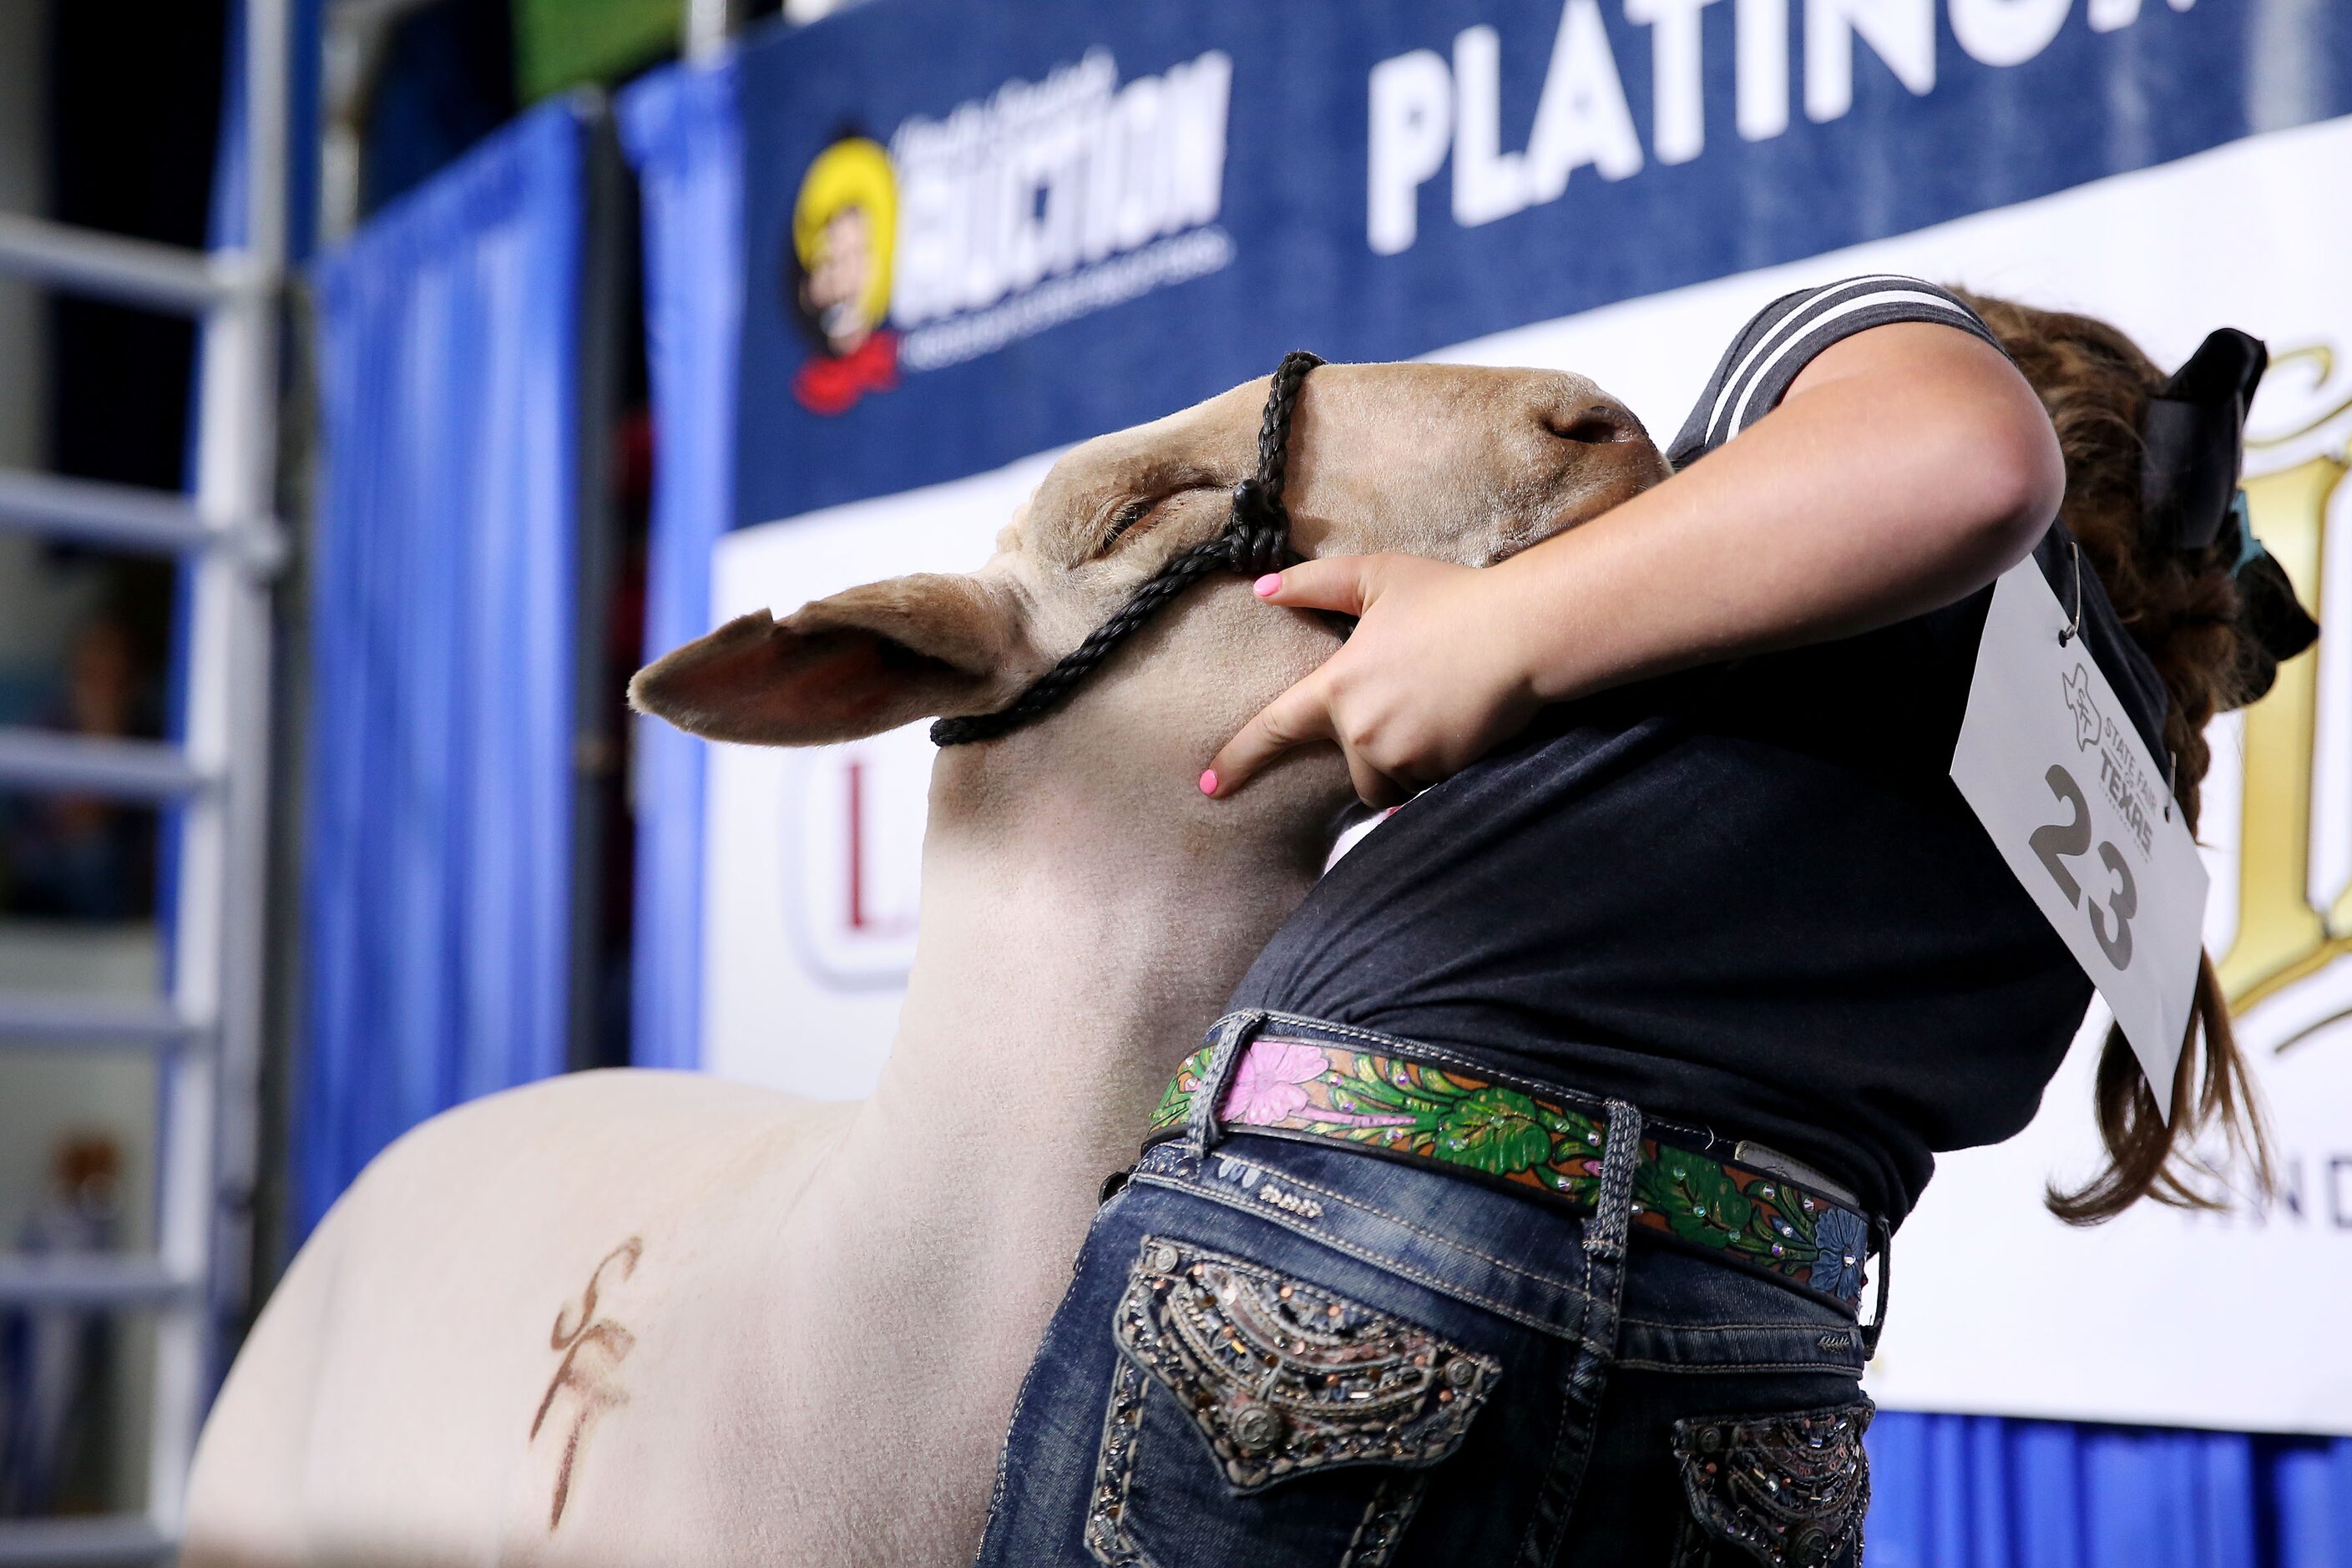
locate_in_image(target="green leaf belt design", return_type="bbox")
[1146,1037,1873,1308]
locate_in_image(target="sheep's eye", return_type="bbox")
[1098,498,1158,556]
[1095,484,1216,559]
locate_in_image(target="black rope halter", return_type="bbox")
[930,350,1325,746]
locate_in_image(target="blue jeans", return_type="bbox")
[976,1024,1877,1567]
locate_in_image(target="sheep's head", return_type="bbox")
[631,362,1667,838]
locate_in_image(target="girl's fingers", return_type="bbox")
[1252,554,1383,615]
[1346,755,1413,812]
[1205,676,1336,797]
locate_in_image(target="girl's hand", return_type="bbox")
[1203,555,1540,808]
[1203,321,2061,809]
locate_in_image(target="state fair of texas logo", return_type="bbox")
[2061,662,2102,751]
[786,135,901,417]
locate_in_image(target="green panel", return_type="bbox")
[515,0,682,103]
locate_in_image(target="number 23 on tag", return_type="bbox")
[1950,553,2208,1117]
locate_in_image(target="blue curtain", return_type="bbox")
[1866,1414,2352,1565]
[298,99,590,1239]
[615,59,745,1074]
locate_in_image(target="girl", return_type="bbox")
[974,278,2314,1568]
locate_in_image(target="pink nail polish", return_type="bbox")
[1253,573,1282,598]
[1199,769,1219,796]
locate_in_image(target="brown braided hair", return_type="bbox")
[1955,291,2278,1225]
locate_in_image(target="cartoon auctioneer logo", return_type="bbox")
[787,136,901,416]
[781,51,1237,416]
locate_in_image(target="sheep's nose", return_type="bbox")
[1539,401,1643,446]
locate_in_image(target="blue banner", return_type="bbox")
[730,0,2352,524]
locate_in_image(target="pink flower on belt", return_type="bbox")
[1217,1040,1331,1125]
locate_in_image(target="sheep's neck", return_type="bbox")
[847,786,1323,1265]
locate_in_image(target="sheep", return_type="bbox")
[184,360,1666,1568]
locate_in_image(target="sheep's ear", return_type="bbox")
[629,574,1026,746]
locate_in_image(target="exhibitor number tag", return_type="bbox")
[1950,554,2209,1116]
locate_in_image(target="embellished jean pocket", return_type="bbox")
[1667,1400,1873,1568]
[1085,1235,1500,1568]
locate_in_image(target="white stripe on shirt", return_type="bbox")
[1702,274,1930,444]
[1721,290,1983,438]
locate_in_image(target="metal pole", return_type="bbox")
[0,730,211,800]
[146,0,286,1535]
[0,468,223,554]
[0,212,249,312]
[684,0,745,61]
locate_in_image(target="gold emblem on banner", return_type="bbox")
[2218,345,2346,1047]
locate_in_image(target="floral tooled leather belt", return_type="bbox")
[1145,1034,1878,1310]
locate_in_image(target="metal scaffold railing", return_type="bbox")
[0,2,288,1561]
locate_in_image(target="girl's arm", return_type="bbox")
[1205,322,2066,808]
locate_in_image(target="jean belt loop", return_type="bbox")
[1584,1100,1645,1263]
[1859,1216,1893,1358]
[1189,1010,1265,1156]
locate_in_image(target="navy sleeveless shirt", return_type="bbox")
[1226,278,2172,1227]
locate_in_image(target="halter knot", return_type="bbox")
[930,349,1324,746]
[1226,479,1289,577]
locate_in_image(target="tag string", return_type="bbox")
[2056,537,2084,647]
